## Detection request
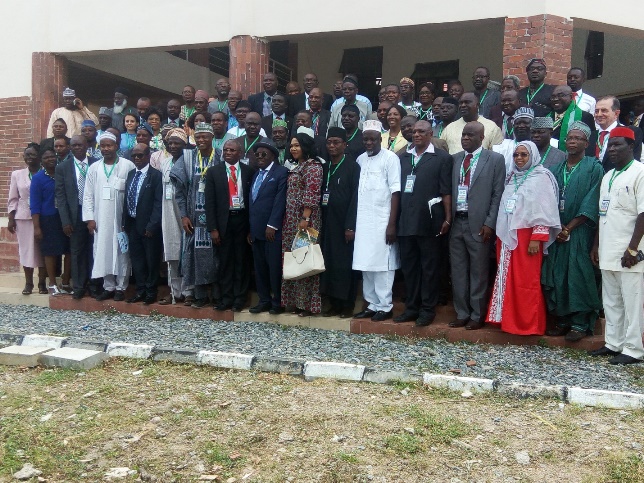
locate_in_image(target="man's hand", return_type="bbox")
[34,227,43,241]
[210,229,221,246]
[74,98,84,110]
[528,240,540,255]
[556,225,570,243]
[87,220,96,235]
[621,250,639,269]
[265,226,276,242]
[7,218,16,234]
[479,225,493,243]
[385,223,396,245]
[590,245,599,266]
[181,216,193,235]
[438,221,451,236]
[63,224,74,237]
[345,229,355,243]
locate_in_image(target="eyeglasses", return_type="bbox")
[222,148,237,152]
[472,75,489,79]
[131,153,148,159]
[255,152,272,159]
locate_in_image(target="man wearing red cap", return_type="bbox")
[590,127,644,364]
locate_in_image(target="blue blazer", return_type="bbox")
[249,163,288,241]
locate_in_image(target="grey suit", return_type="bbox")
[449,148,506,322]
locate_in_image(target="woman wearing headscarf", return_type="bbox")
[281,129,323,316]
[487,141,561,335]
[8,143,46,294]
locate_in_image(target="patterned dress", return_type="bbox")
[281,159,323,313]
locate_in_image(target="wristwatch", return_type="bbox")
[627,247,638,257]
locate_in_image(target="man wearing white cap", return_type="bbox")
[352,120,401,322]
[46,87,98,138]
[493,107,535,172]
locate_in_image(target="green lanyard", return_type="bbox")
[75,160,88,178]
[478,89,489,107]
[278,149,285,164]
[213,137,225,151]
[388,136,397,151]
[608,160,634,193]
[512,165,536,194]
[217,99,228,111]
[418,107,432,120]
[460,152,481,183]
[244,136,260,156]
[436,124,443,137]
[526,84,545,104]
[326,155,345,189]
[225,163,238,185]
[103,159,118,180]
[198,150,214,178]
[503,117,514,137]
[561,160,580,191]
[347,129,359,142]
[539,146,551,166]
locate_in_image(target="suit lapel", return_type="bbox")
[470,150,488,187]
[453,152,464,187]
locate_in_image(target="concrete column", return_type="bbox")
[503,15,573,86]
[229,36,269,98]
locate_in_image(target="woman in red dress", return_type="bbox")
[487,141,561,335]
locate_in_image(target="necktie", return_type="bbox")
[571,92,578,101]
[463,153,473,186]
[77,161,87,205]
[228,165,238,207]
[596,131,608,158]
[128,170,142,217]
[252,170,266,202]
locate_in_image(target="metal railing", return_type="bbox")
[269,59,293,91]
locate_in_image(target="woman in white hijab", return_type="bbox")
[486,141,561,335]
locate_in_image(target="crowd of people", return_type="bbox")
[8,58,644,365]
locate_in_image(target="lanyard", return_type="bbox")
[278,149,285,164]
[326,155,345,189]
[561,160,580,190]
[103,159,118,180]
[213,137,225,151]
[418,107,432,120]
[244,136,260,155]
[539,146,551,166]
[597,131,608,154]
[347,129,359,142]
[503,117,514,137]
[478,89,489,106]
[512,165,536,194]
[460,152,481,183]
[226,163,238,184]
[436,123,443,137]
[197,150,214,178]
[608,160,634,193]
[217,99,228,111]
[388,136,397,151]
[75,160,88,178]
[526,84,545,104]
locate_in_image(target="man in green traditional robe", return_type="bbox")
[542,121,603,341]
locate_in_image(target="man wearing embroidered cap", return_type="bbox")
[398,77,421,116]
[46,87,98,138]
[590,127,644,364]
[82,132,136,302]
[542,121,603,342]
[97,107,113,138]
[353,120,401,322]
[493,107,535,172]
[530,117,566,169]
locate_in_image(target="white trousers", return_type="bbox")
[103,274,129,292]
[167,260,188,297]
[602,269,644,360]
[362,270,395,312]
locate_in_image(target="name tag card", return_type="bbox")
[165,183,173,200]
[231,196,241,209]
[404,175,416,193]
[559,196,565,212]
[198,180,206,193]
[505,197,517,214]
[322,191,330,206]
[102,186,112,200]
[599,198,610,216]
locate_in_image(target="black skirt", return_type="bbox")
[39,214,69,256]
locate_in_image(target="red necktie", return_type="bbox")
[571,92,578,101]
[228,165,238,206]
[463,153,473,186]
[596,131,607,158]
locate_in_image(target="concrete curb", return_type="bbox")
[0,332,642,409]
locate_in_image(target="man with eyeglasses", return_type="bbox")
[238,112,268,170]
[179,85,196,122]
[205,139,252,312]
[208,77,232,116]
[518,58,554,117]
[329,77,371,130]
[289,73,334,116]
[472,67,500,119]
[549,85,596,154]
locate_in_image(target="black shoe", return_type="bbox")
[546,326,570,337]
[415,313,436,327]
[465,319,484,330]
[72,290,85,300]
[565,329,587,342]
[371,310,393,322]
[588,346,620,357]
[393,312,418,323]
[143,296,156,305]
[269,306,285,315]
[232,305,244,312]
[127,293,146,304]
[249,303,271,314]
[339,308,354,319]
[113,290,125,302]
[609,354,643,365]
[192,298,209,309]
[215,303,232,311]
[96,290,115,301]
[354,309,376,319]
[322,307,342,317]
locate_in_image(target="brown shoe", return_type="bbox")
[465,319,484,330]
[183,295,195,306]
[449,318,469,328]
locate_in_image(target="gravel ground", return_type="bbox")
[1,304,642,394]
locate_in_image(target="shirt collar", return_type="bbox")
[596,120,619,132]
[272,113,284,120]
[137,164,150,175]
[74,156,88,164]
[226,161,240,171]
[465,146,483,157]
[262,162,274,173]
[407,143,435,156]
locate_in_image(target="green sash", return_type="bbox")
[552,102,582,151]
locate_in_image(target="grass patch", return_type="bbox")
[336,451,359,463]
[30,367,78,386]
[384,433,421,455]
[600,453,644,483]
[202,442,244,470]
[406,405,472,444]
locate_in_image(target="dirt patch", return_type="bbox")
[1,359,643,482]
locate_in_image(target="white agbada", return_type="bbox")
[82,157,135,278]
[160,154,183,261]
[353,148,401,271]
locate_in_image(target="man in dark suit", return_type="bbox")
[394,120,453,326]
[288,73,334,117]
[550,85,596,155]
[307,88,331,137]
[448,122,506,330]
[164,99,184,128]
[122,143,163,304]
[590,96,643,172]
[247,141,288,314]
[261,93,293,138]
[518,58,554,117]
[205,139,253,311]
[247,73,279,117]
[55,135,100,299]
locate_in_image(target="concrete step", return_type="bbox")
[0,345,52,366]
[39,347,107,370]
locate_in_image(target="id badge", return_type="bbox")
[457,185,468,203]
[559,196,565,212]
[241,157,249,165]
[404,175,416,193]
[231,196,241,209]
[599,198,610,216]
[198,180,206,193]
[505,197,517,214]
[165,183,173,200]
[102,186,112,200]
[322,191,330,206]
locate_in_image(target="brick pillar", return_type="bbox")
[503,15,573,86]
[32,52,68,140]
[229,36,269,98]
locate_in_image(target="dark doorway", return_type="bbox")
[410,60,460,96]
[339,46,384,106]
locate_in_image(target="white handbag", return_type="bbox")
[283,236,325,281]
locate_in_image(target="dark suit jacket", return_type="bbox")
[591,124,644,172]
[451,149,506,242]
[288,92,334,117]
[122,166,163,236]
[247,92,269,116]
[519,84,554,118]
[261,115,293,139]
[55,156,98,227]
[398,147,453,237]
[552,110,597,157]
[204,161,252,238]
[248,163,289,241]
